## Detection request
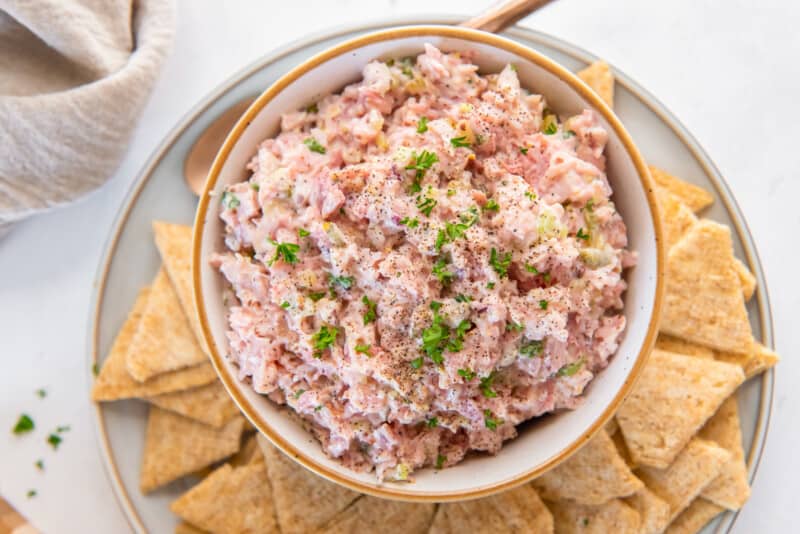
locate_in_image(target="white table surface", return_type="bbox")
[1,1,798,532]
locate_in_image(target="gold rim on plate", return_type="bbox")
[88,17,774,533]
[192,24,664,502]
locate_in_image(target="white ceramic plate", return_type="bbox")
[88,16,774,533]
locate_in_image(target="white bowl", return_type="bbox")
[193,25,664,502]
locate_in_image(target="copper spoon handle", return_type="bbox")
[183,0,555,196]
[462,0,553,32]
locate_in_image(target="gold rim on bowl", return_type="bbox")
[192,24,665,502]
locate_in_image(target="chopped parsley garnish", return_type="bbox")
[539,299,549,310]
[576,228,590,240]
[435,454,446,470]
[489,248,512,277]
[297,228,310,237]
[306,102,319,113]
[35,459,44,470]
[525,264,539,274]
[410,357,424,369]
[564,130,576,139]
[475,134,485,145]
[314,405,323,412]
[542,114,558,135]
[446,320,472,352]
[13,414,34,435]
[35,389,46,399]
[311,325,338,357]
[520,339,544,358]
[267,239,300,266]
[426,417,438,428]
[303,137,326,154]
[293,389,306,399]
[354,344,372,356]
[483,409,503,431]
[401,64,413,78]
[432,257,454,285]
[308,292,326,302]
[417,196,437,217]
[405,150,438,180]
[447,189,456,197]
[416,116,429,133]
[519,146,529,155]
[479,372,498,398]
[543,272,552,284]
[280,301,290,309]
[450,136,471,148]
[27,490,36,498]
[47,433,62,449]
[362,295,377,325]
[399,217,419,228]
[557,358,585,377]
[436,208,479,251]
[455,294,472,303]
[483,199,499,212]
[329,274,355,290]
[221,191,240,209]
[525,190,537,201]
[457,368,476,381]
[250,182,260,191]
[421,303,448,364]
[486,281,495,289]
[506,321,524,332]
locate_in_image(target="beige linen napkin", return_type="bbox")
[0,0,174,235]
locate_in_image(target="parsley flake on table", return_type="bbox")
[56,425,70,433]
[416,116,429,133]
[361,295,377,325]
[13,414,34,435]
[35,389,46,399]
[267,239,300,266]
[221,191,240,210]
[489,247,512,277]
[450,136,471,148]
[47,433,62,449]
[303,137,326,154]
[483,409,503,431]
[27,490,36,498]
[35,459,44,470]
[417,196,437,217]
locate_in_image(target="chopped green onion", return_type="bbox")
[557,358,585,377]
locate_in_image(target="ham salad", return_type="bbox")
[213,45,634,481]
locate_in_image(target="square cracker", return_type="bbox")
[577,61,614,107]
[546,498,640,534]
[648,166,714,213]
[147,381,239,429]
[126,269,207,381]
[91,287,217,401]
[660,220,755,354]
[171,461,278,533]
[733,258,756,301]
[533,430,642,505]
[616,349,744,469]
[140,407,245,493]
[636,438,730,522]
[664,498,724,534]
[625,488,670,534]
[655,189,697,250]
[152,221,207,350]
[257,435,360,534]
[698,396,751,509]
[430,484,553,534]
[325,496,435,534]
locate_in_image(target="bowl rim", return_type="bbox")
[192,24,665,502]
